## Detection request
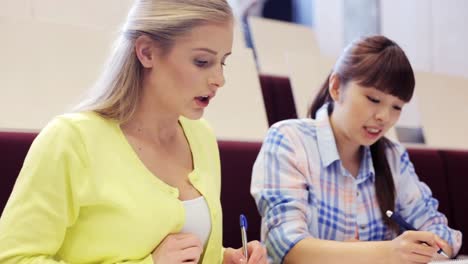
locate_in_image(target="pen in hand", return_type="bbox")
[386,210,449,258]
[240,214,249,260]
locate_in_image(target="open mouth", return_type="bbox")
[196,96,210,103]
[363,126,383,139]
[195,95,211,107]
[365,127,381,134]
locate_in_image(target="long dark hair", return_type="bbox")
[308,35,415,231]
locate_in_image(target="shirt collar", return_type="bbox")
[359,146,376,182]
[316,103,341,168]
[315,103,376,182]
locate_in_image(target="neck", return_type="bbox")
[329,113,361,165]
[122,98,181,144]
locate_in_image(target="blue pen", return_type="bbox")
[386,210,449,258]
[240,214,249,260]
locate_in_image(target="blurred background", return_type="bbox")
[1,0,467,148]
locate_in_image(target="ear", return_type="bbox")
[328,73,341,102]
[135,35,156,68]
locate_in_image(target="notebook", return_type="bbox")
[430,258,468,263]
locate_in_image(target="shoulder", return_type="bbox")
[269,118,318,139]
[266,118,319,146]
[43,111,113,133]
[262,118,319,155]
[383,137,408,159]
[35,111,116,150]
[25,112,112,167]
[382,137,413,174]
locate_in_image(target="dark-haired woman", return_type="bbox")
[250,35,462,264]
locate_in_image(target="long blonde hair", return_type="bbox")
[76,0,233,123]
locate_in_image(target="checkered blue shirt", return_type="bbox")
[250,106,462,263]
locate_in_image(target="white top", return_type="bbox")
[181,196,212,247]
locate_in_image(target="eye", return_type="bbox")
[393,105,403,111]
[221,58,228,67]
[194,59,208,67]
[366,96,380,104]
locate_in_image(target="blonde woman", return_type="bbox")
[0,1,266,263]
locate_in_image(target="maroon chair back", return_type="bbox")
[218,140,263,248]
[440,149,468,254]
[407,148,452,222]
[259,75,297,126]
[0,131,38,214]
[2,131,468,255]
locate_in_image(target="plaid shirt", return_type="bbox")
[251,105,462,263]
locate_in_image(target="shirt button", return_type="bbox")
[357,191,360,197]
[359,224,367,229]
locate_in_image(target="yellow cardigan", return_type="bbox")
[0,112,223,264]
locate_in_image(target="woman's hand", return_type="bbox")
[387,231,446,264]
[431,236,453,261]
[223,240,267,264]
[151,233,203,264]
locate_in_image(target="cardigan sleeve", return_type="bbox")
[0,117,158,264]
[0,117,85,263]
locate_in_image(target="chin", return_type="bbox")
[182,110,204,120]
[362,137,382,147]
[359,129,384,146]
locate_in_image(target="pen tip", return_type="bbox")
[440,251,449,258]
[240,214,248,229]
[386,210,393,218]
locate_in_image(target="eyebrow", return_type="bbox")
[192,48,231,57]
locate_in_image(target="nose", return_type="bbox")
[375,106,391,123]
[208,66,225,89]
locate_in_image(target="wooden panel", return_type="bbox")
[415,71,468,149]
[248,16,320,76]
[204,48,269,141]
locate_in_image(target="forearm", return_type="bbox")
[284,238,391,264]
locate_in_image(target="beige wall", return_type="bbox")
[381,0,468,78]
[2,1,468,148]
[415,72,468,149]
[0,17,115,129]
[0,0,134,29]
[0,2,268,140]
[0,0,133,129]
